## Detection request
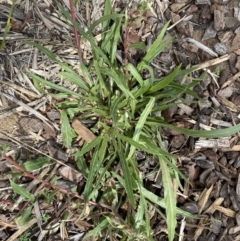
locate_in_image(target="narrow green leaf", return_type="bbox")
[110,19,122,64]
[93,60,111,98]
[22,157,52,171]
[148,118,240,138]
[159,157,177,241]
[61,110,73,148]
[93,153,116,195]
[110,94,125,124]
[131,80,151,98]
[168,82,201,100]
[15,206,32,227]
[76,135,103,156]
[102,0,112,31]
[126,63,144,86]
[23,41,57,61]
[83,219,108,240]
[117,133,172,157]
[141,187,194,218]
[135,191,145,229]
[127,97,155,160]
[129,42,147,51]
[80,62,94,87]
[88,14,124,33]
[10,180,35,202]
[83,137,108,201]
[147,66,181,94]
[117,139,136,208]
[59,5,111,65]
[76,155,89,178]
[101,67,134,98]
[28,72,81,98]
[137,21,171,70]
[57,72,89,91]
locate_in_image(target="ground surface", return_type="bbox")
[1,0,240,240]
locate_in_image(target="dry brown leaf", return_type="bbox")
[74,219,93,231]
[58,166,83,183]
[221,72,240,88]
[204,197,224,214]
[215,206,236,218]
[198,185,213,214]
[72,119,96,143]
[217,96,239,112]
[194,216,209,241]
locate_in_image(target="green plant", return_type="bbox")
[214,66,221,76]
[0,0,16,50]
[11,1,240,241]
[18,231,31,241]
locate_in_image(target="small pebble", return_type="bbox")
[213,43,227,55]
[181,203,199,214]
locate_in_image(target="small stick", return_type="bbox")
[221,72,240,89]
[69,0,82,59]
[192,54,230,71]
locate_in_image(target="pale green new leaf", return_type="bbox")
[10,180,35,202]
[127,97,155,160]
[61,110,73,148]
[22,157,52,171]
[159,157,177,241]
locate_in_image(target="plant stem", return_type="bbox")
[68,0,82,60]
[3,155,132,233]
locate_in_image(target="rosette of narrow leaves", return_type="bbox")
[24,1,240,240]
